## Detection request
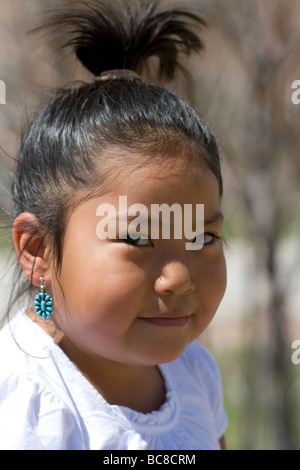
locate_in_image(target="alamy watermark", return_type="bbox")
[0,80,6,104]
[96,196,205,250]
[291,340,300,364]
[291,80,300,105]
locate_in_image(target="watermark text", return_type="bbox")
[291,80,300,105]
[291,340,300,364]
[0,80,6,104]
[96,196,205,250]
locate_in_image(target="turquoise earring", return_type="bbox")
[34,277,53,319]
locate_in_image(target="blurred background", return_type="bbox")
[1,0,300,450]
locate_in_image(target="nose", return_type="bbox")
[154,261,195,296]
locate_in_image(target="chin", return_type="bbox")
[143,343,189,366]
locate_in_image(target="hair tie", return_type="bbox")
[95,69,142,82]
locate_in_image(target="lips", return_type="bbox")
[140,315,190,327]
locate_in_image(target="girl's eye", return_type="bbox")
[204,233,215,245]
[123,234,153,247]
[192,233,218,246]
[121,233,219,247]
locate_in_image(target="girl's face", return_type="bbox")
[50,155,226,366]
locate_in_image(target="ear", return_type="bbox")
[12,212,52,288]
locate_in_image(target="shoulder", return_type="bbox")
[163,339,224,399]
[165,340,226,414]
[162,340,227,440]
[0,314,83,449]
[0,370,83,449]
[178,339,221,382]
[180,340,227,437]
[0,313,49,381]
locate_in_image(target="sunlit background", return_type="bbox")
[1,0,300,450]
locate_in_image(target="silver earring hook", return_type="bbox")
[40,277,46,293]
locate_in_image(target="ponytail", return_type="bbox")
[32,0,205,81]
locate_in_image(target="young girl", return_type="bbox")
[0,0,227,450]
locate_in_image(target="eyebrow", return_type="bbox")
[115,210,224,225]
[204,211,224,225]
[117,213,152,224]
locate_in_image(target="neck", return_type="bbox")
[59,334,166,413]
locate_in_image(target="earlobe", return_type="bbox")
[12,212,51,287]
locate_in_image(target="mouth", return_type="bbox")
[140,315,190,327]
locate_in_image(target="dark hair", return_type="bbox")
[6,0,222,320]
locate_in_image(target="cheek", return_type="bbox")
[191,258,226,339]
[212,262,227,307]
[52,247,150,325]
[196,253,227,311]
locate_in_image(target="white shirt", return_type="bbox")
[0,311,227,450]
